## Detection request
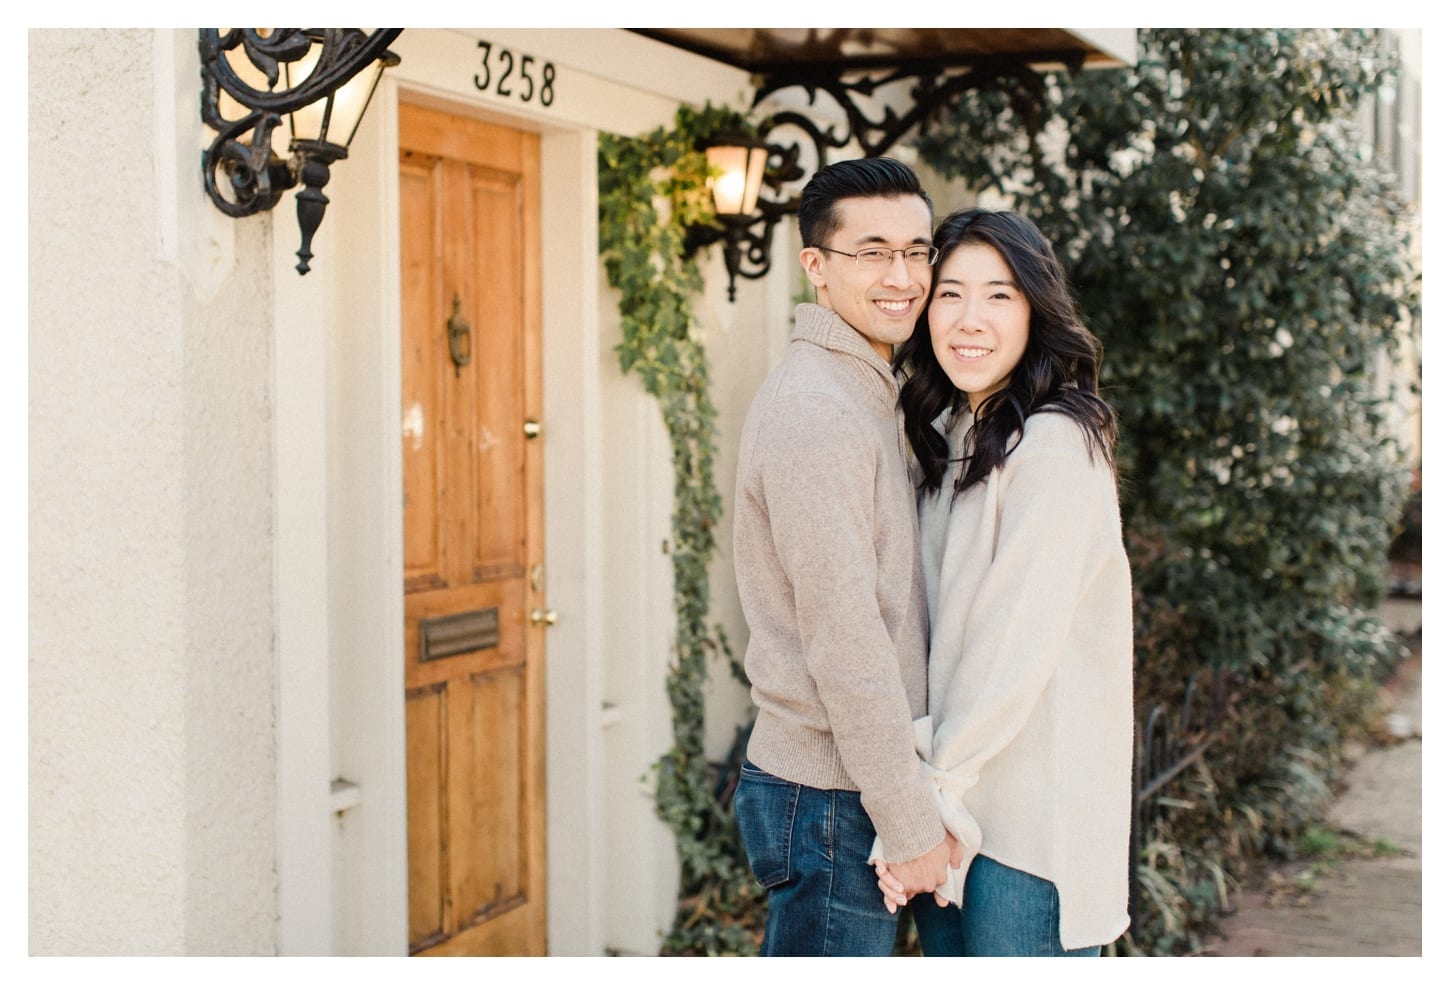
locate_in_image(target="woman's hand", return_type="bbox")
[875,851,962,914]
[874,860,909,914]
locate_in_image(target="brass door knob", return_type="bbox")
[529,607,558,626]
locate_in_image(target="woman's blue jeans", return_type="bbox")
[910,855,1102,956]
[734,761,901,956]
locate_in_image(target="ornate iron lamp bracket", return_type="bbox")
[199,28,402,272]
[688,54,1069,300]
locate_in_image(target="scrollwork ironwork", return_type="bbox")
[199,28,402,272]
[750,55,1060,160]
[689,54,1068,300]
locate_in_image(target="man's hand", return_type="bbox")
[876,832,963,912]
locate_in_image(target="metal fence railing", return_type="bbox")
[1127,668,1236,936]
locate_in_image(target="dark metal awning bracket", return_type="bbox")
[725,51,1075,260]
[749,51,1073,161]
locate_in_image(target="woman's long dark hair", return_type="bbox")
[895,208,1117,498]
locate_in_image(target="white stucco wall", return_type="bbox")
[28,29,278,954]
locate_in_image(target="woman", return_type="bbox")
[871,209,1134,956]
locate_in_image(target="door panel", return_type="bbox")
[399,102,545,957]
[405,686,445,945]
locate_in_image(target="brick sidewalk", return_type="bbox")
[1201,597,1422,958]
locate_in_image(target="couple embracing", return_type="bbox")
[732,157,1133,957]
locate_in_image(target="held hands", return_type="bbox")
[874,831,963,914]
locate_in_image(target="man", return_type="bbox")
[731,157,959,956]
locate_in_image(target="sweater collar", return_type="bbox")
[791,303,899,391]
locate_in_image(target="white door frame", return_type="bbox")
[271,28,752,956]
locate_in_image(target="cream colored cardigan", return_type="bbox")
[876,408,1134,950]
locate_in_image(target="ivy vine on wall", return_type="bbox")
[598,103,765,955]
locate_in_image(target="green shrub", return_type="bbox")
[918,27,1418,953]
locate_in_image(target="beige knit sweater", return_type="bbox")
[884,408,1134,949]
[733,303,944,863]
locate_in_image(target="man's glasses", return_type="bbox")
[815,245,940,268]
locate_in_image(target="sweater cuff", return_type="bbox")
[865,776,946,863]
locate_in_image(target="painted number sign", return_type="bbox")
[475,40,557,107]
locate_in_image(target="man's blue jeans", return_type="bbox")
[910,855,1102,956]
[734,760,900,956]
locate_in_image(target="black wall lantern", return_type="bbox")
[199,28,403,274]
[686,125,807,303]
[702,130,769,302]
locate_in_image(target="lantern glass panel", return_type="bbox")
[707,144,767,216]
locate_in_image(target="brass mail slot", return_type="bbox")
[419,607,500,663]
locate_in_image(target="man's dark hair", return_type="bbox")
[797,157,932,249]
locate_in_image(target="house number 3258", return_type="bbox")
[474,41,556,107]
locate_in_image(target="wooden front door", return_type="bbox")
[399,102,547,956]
